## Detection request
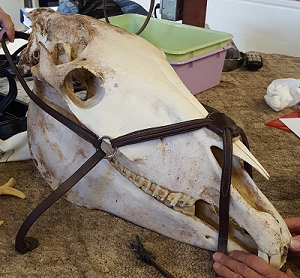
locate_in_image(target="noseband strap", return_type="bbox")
[2,32,252,275]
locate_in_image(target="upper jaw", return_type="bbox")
[107,139,291,269]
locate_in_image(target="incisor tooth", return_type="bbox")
[258,250,269,264]
[269,253,281,269]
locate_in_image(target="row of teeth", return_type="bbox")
[110,157,195,217]
[109,158,284,268]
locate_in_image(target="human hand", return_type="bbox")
[0,7,15,42]
[285,217,300,257]
[213,251,297,278]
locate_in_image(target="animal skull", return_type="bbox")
[18,9,291,269]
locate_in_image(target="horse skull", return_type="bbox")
[18,8,291,269]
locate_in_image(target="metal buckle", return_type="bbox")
[99,135,117,159]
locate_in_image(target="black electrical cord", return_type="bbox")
[154,3,160,18]
[103,0,155,35]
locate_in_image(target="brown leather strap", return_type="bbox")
[15,149,106,253]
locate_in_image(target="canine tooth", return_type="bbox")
[269,253,281,269]
[233,139,269,180]
[258,250,269,264]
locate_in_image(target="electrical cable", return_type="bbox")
[103,0,155,35]
[154,3,160,18]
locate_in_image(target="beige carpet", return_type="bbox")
[0,53,300,277]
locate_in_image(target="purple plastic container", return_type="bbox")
[169,45,230,95]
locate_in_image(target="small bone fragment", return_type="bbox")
[0,178,26,199]
[0,178,26,226]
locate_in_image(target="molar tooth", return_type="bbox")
[130,173,137,181]
[139,176,145,186]
[167,192,183,206]
[141,186,152,195]
[134,175,142,188]
[125,169,131,178]
[144,180,152,190]
[153,185,169,202]
[164,199,172,207]
[152,185,161,197]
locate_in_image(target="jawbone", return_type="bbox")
[21,8,291,269]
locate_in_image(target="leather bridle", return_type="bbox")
[2,31,252,276]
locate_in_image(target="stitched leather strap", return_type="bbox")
[15,149,106,253]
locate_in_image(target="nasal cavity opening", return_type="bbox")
[63,68,104,109]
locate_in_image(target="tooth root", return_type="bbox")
[258,250,269,264]
[269,253,281,269]
[233,139,270,180]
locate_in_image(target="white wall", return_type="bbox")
[0,0,24,27]
[206,0,300,57]
[3,0,300,56]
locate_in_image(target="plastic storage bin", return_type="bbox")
[103,14,232,61]
[169,46,230,95]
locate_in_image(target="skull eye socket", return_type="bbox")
[63,68,104,108]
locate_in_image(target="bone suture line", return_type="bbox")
[0,178,26,226]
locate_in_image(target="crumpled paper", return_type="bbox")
[264,78,300,111]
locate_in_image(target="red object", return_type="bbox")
[266,109,300,133]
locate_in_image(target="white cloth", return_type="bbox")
[264,78,300,111]
[0,132,31,162]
